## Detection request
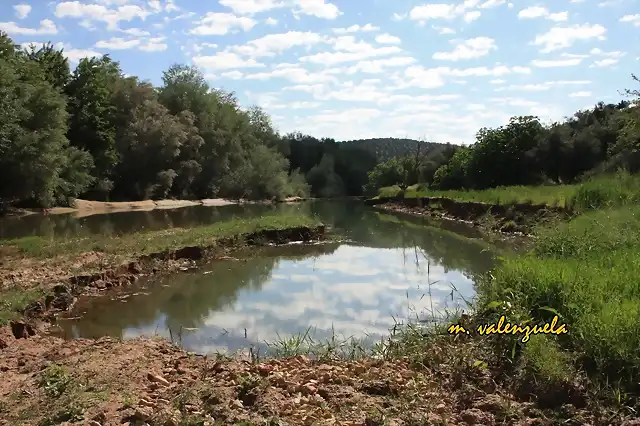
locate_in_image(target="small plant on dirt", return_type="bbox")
[38,364,72,398]
[38,404,84,426]
[238,372,262,395]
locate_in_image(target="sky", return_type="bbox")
[0,0,638,144]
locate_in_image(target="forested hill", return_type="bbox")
[340,138,451,162]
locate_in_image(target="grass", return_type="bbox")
[478,205,640,394]
[0,213,320,260]
[0,287,45,325]
[371,172,640,406]
[375,170,640,210]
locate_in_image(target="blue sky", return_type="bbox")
[1,0,638,144]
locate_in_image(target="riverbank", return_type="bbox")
[369,173,640,423]
[0,214,325,328]
[367,196,569,236]
[0,199,637,424]
[3,325,628,426]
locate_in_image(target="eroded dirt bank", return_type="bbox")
[367,196,571,235]
[1,225,326,335]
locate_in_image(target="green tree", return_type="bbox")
[66,55,122,198]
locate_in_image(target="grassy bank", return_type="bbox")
[376,173,640,410]
[376,171,640,212]
[1,213,319,260]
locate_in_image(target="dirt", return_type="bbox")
[1,328,635,425]
[370,197,571,236]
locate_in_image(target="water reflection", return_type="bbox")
[55,201,500,355]
[0,204,275,239]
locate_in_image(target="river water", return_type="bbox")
[2,200,504,355]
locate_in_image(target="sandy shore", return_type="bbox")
[32,198,238,217]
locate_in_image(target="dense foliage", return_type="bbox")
[367,87,640,194]
[3,33,428,208]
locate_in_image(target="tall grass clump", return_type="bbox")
[478,204,640,396]
[567,170,640,213]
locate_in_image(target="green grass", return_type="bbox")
[0,213,320,259]
[377,183,578,207]
[478,205,640,396]
[375,170,640,211]
[371,172,640,402]
[0,287,45,325]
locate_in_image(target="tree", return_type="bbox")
[0,32,92,207]
[66,55,122,198]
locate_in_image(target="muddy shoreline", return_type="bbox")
[3,225,327,338]
[367,196,572,236]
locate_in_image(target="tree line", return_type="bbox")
[3,32,434,209]
[365,80,640,194]
[4,30,637,209]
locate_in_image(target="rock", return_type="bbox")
[128,261,142,274]
[88,421,101,426]
[133,407,153,421]
[0,338,7,349]
[460,408,494,425]
[10,321,36,339]
[139,398,156,408]
[146,372,170,386]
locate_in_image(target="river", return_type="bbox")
[2,200,504,356]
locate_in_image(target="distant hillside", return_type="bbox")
[339,138,452,162]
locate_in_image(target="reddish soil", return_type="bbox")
[2,328,631,426]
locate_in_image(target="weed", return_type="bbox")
[38,365,72,398]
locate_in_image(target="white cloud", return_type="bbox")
[231,31,328,57]
[219,0,285,14]
[299,36,402,65]
[265,17,278,25]
[531,24,606,53]
[620,14,640,26]
[531,58,582,67]
[332,24,378,34]
[464,11,481,22]
[433,25,456,34]
[138,37,168,52]
[193,52,266,70]
[54,1,152,30]
[590,58,619,67]
[191,12,256,35]
[392,12,407,21]
[13,4,31,19]
[293,0,341,19]
[375,33,401,45]
[221,70,244,79]
[480,0,507,7]
[95,37,141,50]
[518,6,568,21]
[0,19,58,35]
[344,56,416,74]
[495,80,591,92]
[518,6,547,19]
[54,42,102,63]
[569,91,592,97]
[433,37,496,61]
